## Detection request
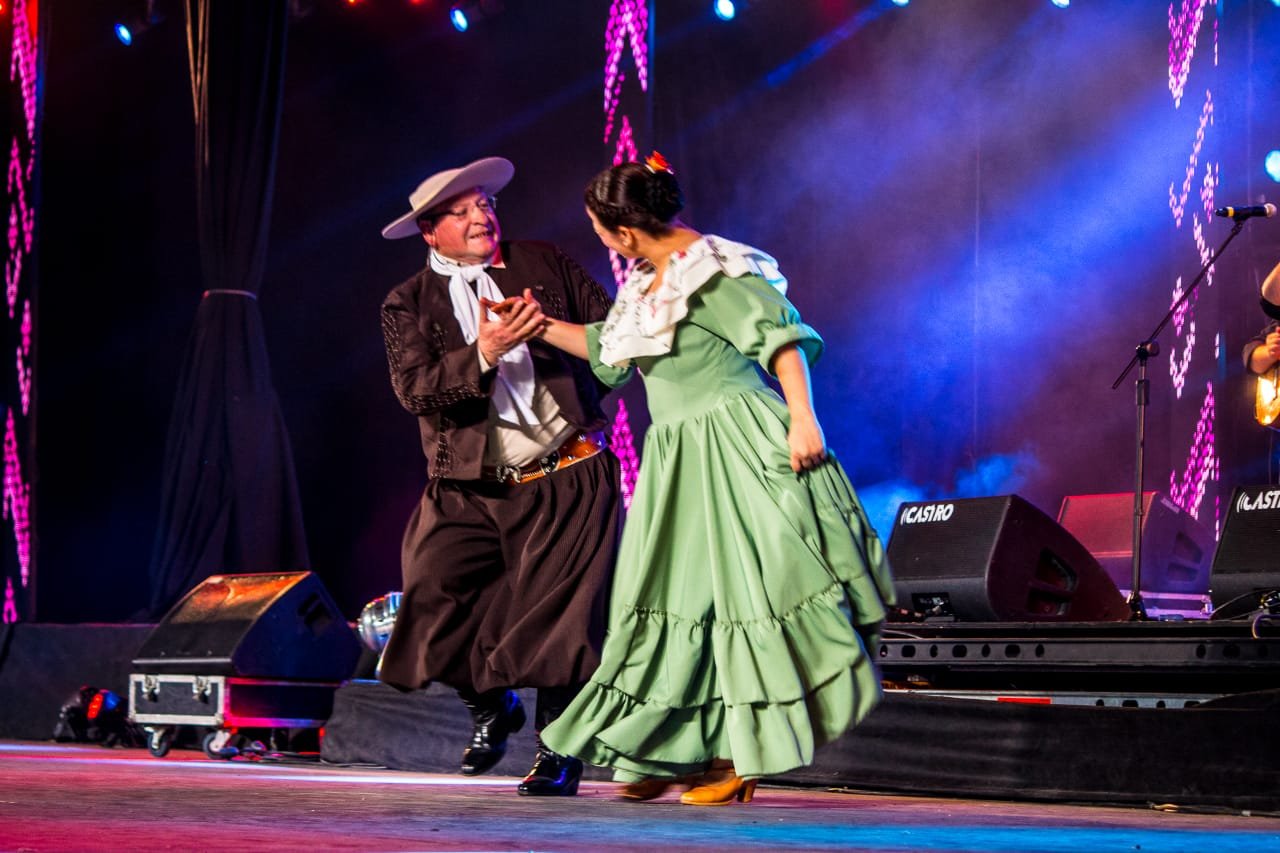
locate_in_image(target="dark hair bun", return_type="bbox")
[645,170,684,222]
[585,161,685,235]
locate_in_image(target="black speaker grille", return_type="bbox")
[1211,486,1280,606]
[887,494,1128,622]
[887,498,1009,581]
[1214,486,1280,575]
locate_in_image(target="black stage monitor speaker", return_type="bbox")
[1057,491,1212,596]
[1210,485,1280,609]
[132,572,362,680]
[887,494,1130,622]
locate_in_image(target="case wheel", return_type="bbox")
[202,730,269,760]
[202,730,239,760]
[146,727,174,758]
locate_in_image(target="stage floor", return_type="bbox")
[0,741,1276,852]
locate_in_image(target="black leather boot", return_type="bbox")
[516,685,583,796]
[517,738,583,796]
[458,687,526,776]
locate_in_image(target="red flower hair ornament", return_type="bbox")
[643,151,674,175]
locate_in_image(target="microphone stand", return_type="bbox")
[1111,219,1245,619]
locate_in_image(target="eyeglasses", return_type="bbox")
[437,196,497,222]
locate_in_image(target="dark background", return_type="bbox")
[20,0,1280,622]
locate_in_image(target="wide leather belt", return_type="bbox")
[482,430,608,485]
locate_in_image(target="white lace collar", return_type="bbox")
[596,235,787,367]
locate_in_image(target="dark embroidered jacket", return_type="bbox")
[381,240,614,480]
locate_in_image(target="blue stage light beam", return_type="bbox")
[765,4,887,89]
[1052,0,1070,7]
[450,5,469,32]
[714,0,736,22]
[114,23,134,46]
[1267,150,1280,183]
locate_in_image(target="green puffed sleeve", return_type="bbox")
[690,273,824,374]
[585,321,637,388]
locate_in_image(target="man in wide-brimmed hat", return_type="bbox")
[377,156,620,797]
[1245,259,1280,377]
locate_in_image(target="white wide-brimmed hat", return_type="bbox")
[381,156,515,240]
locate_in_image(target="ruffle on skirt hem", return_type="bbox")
[541,579,885,779]
[593,582,864,707]
[543,653,883,780]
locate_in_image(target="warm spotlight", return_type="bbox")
[713,0,736,21]
[1267,150,1280,184]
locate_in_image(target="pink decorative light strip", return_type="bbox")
[18,299,32,415]
[1198,159,1218,222]
[6,138,33,319]
[2,578,16,623]
[603,0,649,143]
[610,399,640,510]
[1170,275,1192,337]
[3,410,31,587]
[1192,213,1214,289]
[1209,332,1221,540]
[611,114,637,167]
[1168,90,1212,228]
[1167,0,1209,108]
[4,0,39,623]
[601,0,647,511]
[1191,160,1218,302]
[609,116,639,287]
[1168,382,1214,520]
[1167,6,1215,520]
[2,573,16,622]
[10,0,40,141]
[1167,316,1194,399]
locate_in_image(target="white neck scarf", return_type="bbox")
[430,250,537,425]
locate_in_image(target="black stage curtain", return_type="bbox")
[147,0,308,616]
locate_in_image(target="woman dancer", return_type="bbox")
[533,153,894,806]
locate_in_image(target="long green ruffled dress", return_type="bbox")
[540,236,895,781]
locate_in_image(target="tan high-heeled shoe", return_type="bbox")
[619,773,701,801]
[618,777,675,801]
[679,773,759,806]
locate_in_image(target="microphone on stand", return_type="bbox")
[1214,203,1277,221]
